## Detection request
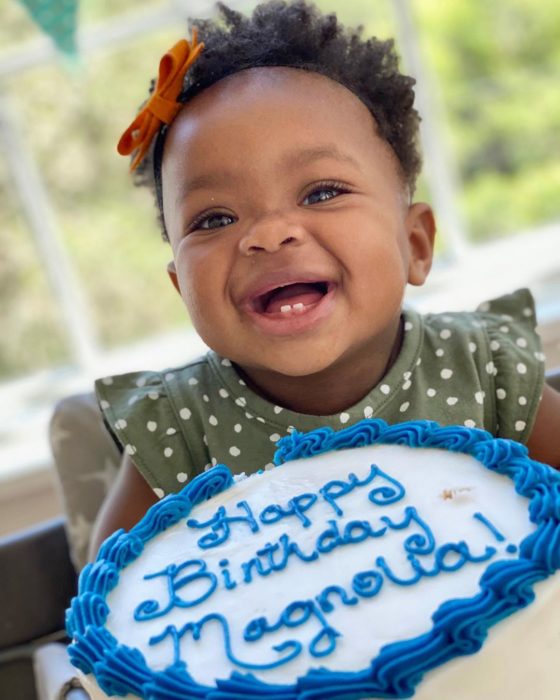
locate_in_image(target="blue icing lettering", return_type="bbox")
[367,466,406,506]
[309,621,341,658]
[242,533,318,583]
[259,492,318,528]
[343,518,387,543]
[186,465,400,550]
[186,500,259,549]
[218,559,237,590]
[319,463,390,516]
[243,599,341,660]
[435,541,497,572]
[381,506,436,556]
[316,518,388,555]
[352,569,384,598]
[138,502,507,668]
[315,585,359,613]
[134,560,217,621]
[150,613,302,670]
[254,541,281,571]
[376,534,499,587]
[244,616,269,642]
[473,512,506,542]
[241,554,270,583]
[316,519,343,554]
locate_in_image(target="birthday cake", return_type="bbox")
[67,419,560,699]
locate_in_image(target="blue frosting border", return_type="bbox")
[66,419,560,699]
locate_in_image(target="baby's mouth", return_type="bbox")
[254,281,331,315]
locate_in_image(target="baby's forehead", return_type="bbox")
[164,68,393,176]
[176,65,373,127]
[216,65,344,93]
[164,67,388,177]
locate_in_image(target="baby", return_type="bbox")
[90,0,560,558]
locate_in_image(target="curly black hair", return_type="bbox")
[133,0,422,239]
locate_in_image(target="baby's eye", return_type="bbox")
[302,183,348,206]
[191,212,235,232]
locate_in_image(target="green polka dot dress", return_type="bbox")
[96,289,545,497]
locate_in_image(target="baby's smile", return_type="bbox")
[240,274,337,335]
[252,281,330,315]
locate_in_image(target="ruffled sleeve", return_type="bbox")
[476,288,545,443]
[94,368,207,497]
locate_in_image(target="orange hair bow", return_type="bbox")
[117,31,204,171]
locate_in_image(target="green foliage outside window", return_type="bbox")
[416,0,560,239]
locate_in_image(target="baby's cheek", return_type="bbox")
[355,243,407,286]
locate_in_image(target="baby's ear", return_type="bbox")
[167,261,182,295]
[406,202,436,286]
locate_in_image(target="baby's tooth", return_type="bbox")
[293,303,305,313]
[280,304,292,314]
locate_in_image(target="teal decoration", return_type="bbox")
[17,0,79,57]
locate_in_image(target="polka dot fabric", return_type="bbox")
[95,289,544,496]
[474,289,545,439]
[418,289,544,439]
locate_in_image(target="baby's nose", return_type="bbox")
[239,217,305,255]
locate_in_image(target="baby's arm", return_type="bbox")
[526,384,560,468]
[88,454,159,561]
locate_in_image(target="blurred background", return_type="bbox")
[1,0,559,534]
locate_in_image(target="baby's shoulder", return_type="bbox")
[93,352,219,494]
[423,288,537,333]
[95,353,212,418]
[420,288,541,356]
[413,288,545,442]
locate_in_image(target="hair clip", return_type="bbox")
[117,30,204,171]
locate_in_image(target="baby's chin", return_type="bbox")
[236,348,374,394]
[237,356,338,381]
[204,332,343,379]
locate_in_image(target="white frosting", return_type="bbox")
[80,443,560,699]
[412,574,559,700]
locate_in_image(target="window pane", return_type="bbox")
[414,0,560,241]
[0,158,70,379]
[3,29,189,352]
[0,2,39,48]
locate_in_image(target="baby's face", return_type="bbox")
[161,67,433,382]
